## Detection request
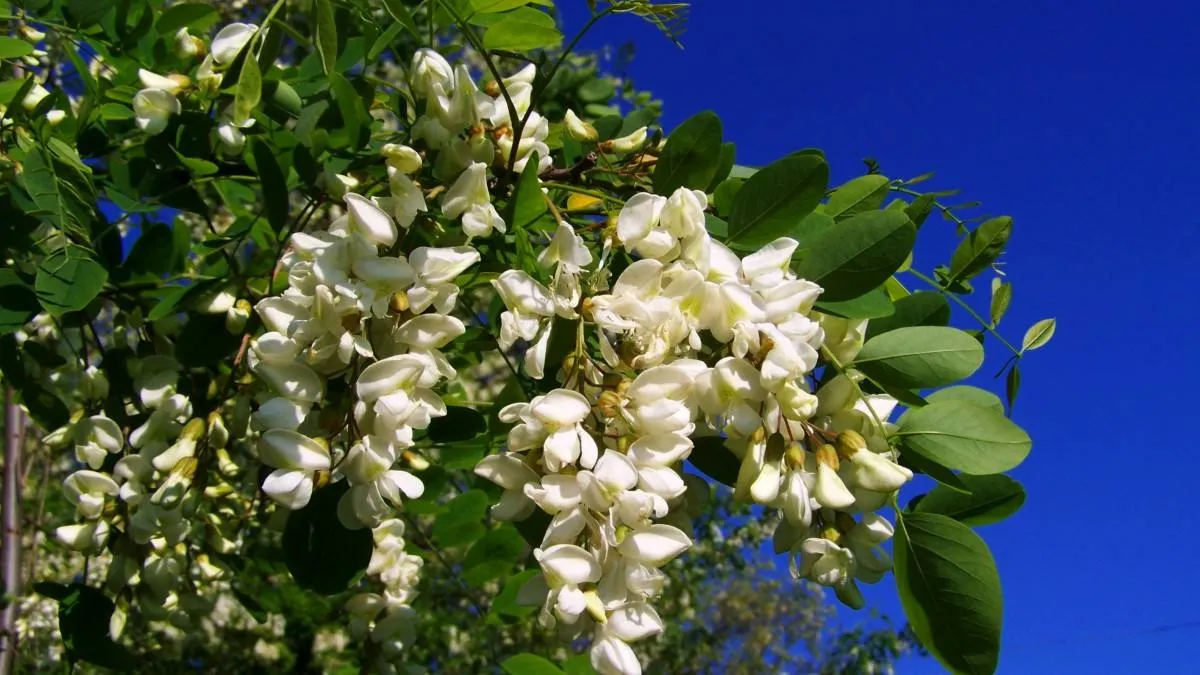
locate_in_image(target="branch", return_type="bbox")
[0,387,26,675]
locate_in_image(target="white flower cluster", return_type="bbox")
[345,519,424,674]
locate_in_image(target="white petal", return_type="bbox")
[606,603,664,642]
[474,454,538,490]
[590,634,642,675]
[258,429,331,471]
[262,469,314,510]
[618,524,691,567]
[536,544,601,586]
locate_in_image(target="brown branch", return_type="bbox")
[538,152,597,184]
[1,387,26,675]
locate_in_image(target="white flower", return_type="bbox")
[590,632,643,675]
[63,471,119,520]
[73,415,123,470]
[618,524,691,567]
[538,222,593,274]
[174,27,204,59]
[211,23,258,66]
[138,68,186,95]
[410,48,455,100]
[133,88,180,135]
[217,105,255,153]
[794,538,855,587]
[442,163,505,239]
[55,521,110,553]
[344,193,399,247]
[607,126,647,154]
[578,450,638,512]
[338,436,425,528]
[21,84,49,112]
[844,513,895,583]
[475,454,539,520]
[257,429,332,509]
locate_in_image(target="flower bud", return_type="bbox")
[20,25,46,43]
[45,109,66,126]
[225,299,251,333]
[564,109,598,142]
[174,28,205,59]
[603,126,647,154]
[835,430,869,458]
[381,143,423,174]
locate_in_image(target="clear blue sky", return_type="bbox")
[562,1,1200,672]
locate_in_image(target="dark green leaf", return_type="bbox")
[22,145,91,240]
[156,2,219,34]
[35,246,107,315]
[894,400,1032,475]
[264,80,302,118]
[314,0,338,75]
[853,326,983,389]
[826,174,890,221]
[905,194,936,229]
[894,512,1002,674]
[462,525,526,586]
[652,110,723,195]
[252,140,290,232]
[914,474,1025,527]
[20,383,70,430]
[727,154,828,249]
[865,291,951,339]
[283,482,373,594]
[948,216,1011,284]
[56,583,136,670]
[687,436,738,487]
[501,653,564,675]
[814,288,894,320]
[432,489,489,547]
[66,0,113,27]
[1005,364,1020,412]
[0,269,39,335]
[175,314,242,367]
[792,209,915,302]
[381,0,420,36]
[328,72,369,149]
[427,406,487,443]
[121,223,177,277]
[706,142,737,192]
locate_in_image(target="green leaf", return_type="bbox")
[894,512,1002,674]
[1005,364,1021,412]
[472,0,534,12]
[264,80,302,118]
[894,400,1032,475]
[512,160,552,231]
[252,140,289,232]
[0,37,35,60]
[21,382,70,430]
[792,209,915,302]
[687,436,738,487]
[914,475,1025,527]
[314,0,338,75]
[0,269,39,335]
[905,193,936,229]
[156,2,219,34]
[462,525,526,586]
[427,406,487,443]
[925,386,1004,415]
[483,11,563,51]
[122,223,176,277]
[1021,318,1055,352]
[22,145,91,240]
[433,489,489,547]
[283,482,373,594]
[864,291,951,339]
[328,72,369,148]
[898,448,971,493]
[55,584,137,671]
[727,154,829,249]
[826,174,890,221]
[706,142,737,192]
[988,279,1011,326]
[501,653,564,675]
[853,327,983,389]
[948,216,1012,284]
[381,0,420,36]
[813,288,895,320]
[35,246,107,315]
[233,53,262,125]
[175,314,242,367]
[652,110,723,195]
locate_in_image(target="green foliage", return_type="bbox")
[894,512,1002,674]
[853,326,984,389]
[895,400,1032,475]
[283,483,374,594]
[793,209,916,301]
[652,110,723,195]
[912,474,1026,527]
[727,153,829,249]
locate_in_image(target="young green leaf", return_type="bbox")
[1021,318,1056,352]
[989,278,1011,326]
[652,110,723,195]
[472,0,535,12]
[233,52,262,125]
[913,474,1026,527]
[35,246,107,315]
[948,216,1012,284]
[381,0,420,36]
[895,400,1032,475]
[853,326,984,389]
[483,11,563,51]
[792,210,916,302]
[826,174,890,221]
[894,512,1003,674]
[727,153,829,249]
[314,0,338,75]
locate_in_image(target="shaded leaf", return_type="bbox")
[35,246,107,315]
[913,474,1025,527]
[948,216,1011,284]
[283,482,373,594]
[865,291,951,339]
[652,110,723,195]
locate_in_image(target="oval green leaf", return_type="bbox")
[483,12,563,51]
[687,436,739,487]
[925,386,1004,415]
[853,326,984,389]
[283,483,373,594]
[864,291,951,339]
[35,246,107,315]
[652,110,723,195]
[314,0,338,76]
[826,174,890,221]
[894,400,1032,475]
[813,288,895,320]
[0,37,35,60]
[894,512,1003,674]
[792,209,915,301]
[1021,318,1056,352]
[913,474,1025,527]
[501,653,564,675]
[989,279,1011,326]
[727,153,829,249]
[948,216,1012,284]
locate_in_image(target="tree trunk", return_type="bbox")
[0,387,25,675]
